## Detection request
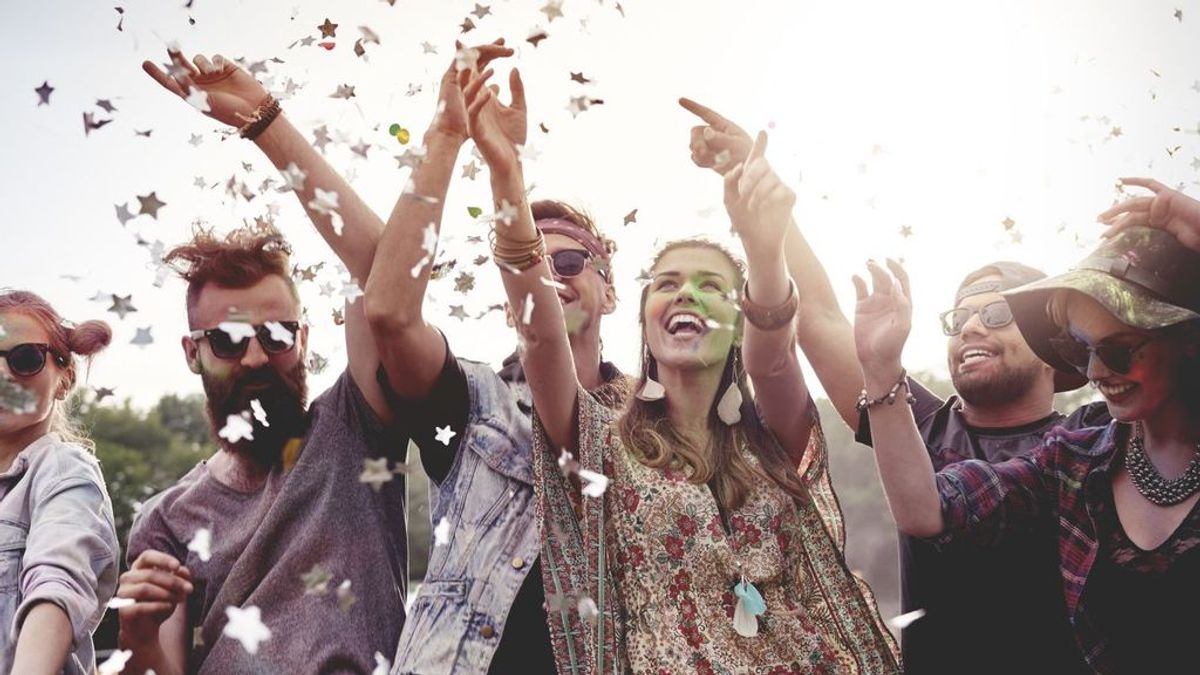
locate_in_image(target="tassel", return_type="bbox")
[717,381,743,425]
[636,377,666,401]
[732,579,766,637]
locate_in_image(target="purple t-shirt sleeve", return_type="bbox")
[855,376,945,447]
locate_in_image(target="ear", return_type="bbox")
[600,282,617,315]
[297,324,310,360]
[182,336,202,374]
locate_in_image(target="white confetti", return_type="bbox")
[106,597,136,609]
[434,425,456,446]
[223,605,272,654]
[250,399,269,427]
[263,321,295,347]
[185,87,211,113]
[578,469,609,498]
[433,517,452,546]
[217,322,256,344]
[98,649,133,675]
[188,527,213,562]
[218,413,255,443]
[359,457,394,492]
[521,293,534,325]
[888,608,926,630]
[278,162,306,192]
[577,596,599,623]
[371,652,391,675]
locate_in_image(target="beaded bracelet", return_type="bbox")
[855,368,916,412]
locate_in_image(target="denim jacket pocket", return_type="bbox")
[392,580,469,674]
[0,519,27,592]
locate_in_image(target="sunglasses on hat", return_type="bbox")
[1048,333,1154,376]
[0,343,67,378]
[189,321,301,360]
[939,301,1014,336]
[549,249,608,281]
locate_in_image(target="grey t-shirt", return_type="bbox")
[128,370,408,673]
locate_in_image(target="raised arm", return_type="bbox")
[363,42,513,399]
[460,65,579,451]
[725,132,813,456]
[1099,177,1200,251]
[851,259,943,536]
[681,98,862,427]
[142,48,388,417]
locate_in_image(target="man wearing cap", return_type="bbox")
[684,99,1108,673]
[849,261,1108,674]
[362,49,625,673]
[854,184,1200,673]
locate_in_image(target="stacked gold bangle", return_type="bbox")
[239,95,282,140]
[490,227,546,272]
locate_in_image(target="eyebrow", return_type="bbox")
[652,271,729,282]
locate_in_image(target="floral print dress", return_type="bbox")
[535,389,899,675]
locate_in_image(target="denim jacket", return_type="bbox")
[392,360,540,674]
[0,433,119,674]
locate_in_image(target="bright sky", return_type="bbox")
[3,0,1198,408]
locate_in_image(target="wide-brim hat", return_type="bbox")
[1004,226,1200,382]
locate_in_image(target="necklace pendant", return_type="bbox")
[732,579,766,638]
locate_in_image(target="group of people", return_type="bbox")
[1,38,1197,674]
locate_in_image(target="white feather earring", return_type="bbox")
[717,351,743,425]
[636,346,666,401]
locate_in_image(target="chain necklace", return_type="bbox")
[1125,422,1200,506]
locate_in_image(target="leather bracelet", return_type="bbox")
[239,95,282,140]
[740,279,798,331]
[855,369,916,412]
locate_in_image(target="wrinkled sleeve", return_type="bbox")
[933,444,1054,548]
[14,474,119,647]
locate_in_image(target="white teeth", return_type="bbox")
[962,349,995,363]
[668,313,704,334]
[1098,382,1136,397]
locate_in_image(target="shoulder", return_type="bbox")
[1059,400,1112,430]
[23,436,107,496]
[129,463,208,535]
[1039,422,1116,460]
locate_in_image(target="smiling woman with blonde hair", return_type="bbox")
[459,59,899,672]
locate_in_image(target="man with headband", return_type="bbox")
[363,52,626,673]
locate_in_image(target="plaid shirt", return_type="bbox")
[935,421,1130,674]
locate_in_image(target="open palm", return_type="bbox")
[142,48,269,128]
[853,260,913,370]
[461,66,527,170]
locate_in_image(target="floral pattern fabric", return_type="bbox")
[535,389,899,675]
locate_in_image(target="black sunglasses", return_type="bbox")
[549,249,608,281]
[189,321,301,360]
[939,301,1014,336]
[1048,334,1154,376]
[0,343,66,377]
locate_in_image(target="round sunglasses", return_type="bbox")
[1048,334,1154,376]
[549,249,608,281]
[188,321,301,360]
[939,301,1014,336]
[0,343,67,377]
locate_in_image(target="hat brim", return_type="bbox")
[1003,269,1200,391]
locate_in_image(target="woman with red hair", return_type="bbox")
[0,290,120,674]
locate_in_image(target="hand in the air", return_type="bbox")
[142,46,271,129]
[680,97,753,175]
[1098,177,1200,252]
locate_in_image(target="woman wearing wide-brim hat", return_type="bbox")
[850,178,1200,674]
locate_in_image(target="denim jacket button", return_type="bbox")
[480,624,496,638]
[511,556,525,569]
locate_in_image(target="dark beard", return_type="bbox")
[952,360,1042,409]
[202,359,309,467]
